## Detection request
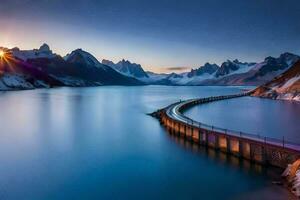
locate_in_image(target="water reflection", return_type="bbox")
[0,86,294,199]
[165,127,283,180]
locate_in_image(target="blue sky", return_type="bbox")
[1,0,300,72]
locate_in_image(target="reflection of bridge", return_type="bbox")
[152,93,300,168]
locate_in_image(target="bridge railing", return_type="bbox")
[169,94,300,151]
[182,114,300,150]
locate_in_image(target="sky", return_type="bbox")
[1,0,300,73]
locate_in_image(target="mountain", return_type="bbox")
[0,45,142,90]
[1,44,299,90]
[147,60,257,85]
[215,59,256,78]
[187,63,219,78]
[143,52,299,86]
[201,52,300,86]
[11,43,56,61]
[28,48,142,86]
[0,48,64,90]
[65,49,109,69]
[102,59,149,79]
[252,60,300,101]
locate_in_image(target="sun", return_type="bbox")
[0,50,5,58]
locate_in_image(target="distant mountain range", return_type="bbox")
[252,60,300,101]
[0,44,299,95]
[135,53,299,86]
[0,44,142,90]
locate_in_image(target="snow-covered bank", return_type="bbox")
[282,160,300,197]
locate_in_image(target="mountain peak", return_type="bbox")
[39,43,51,52]
[104,59,148,78]
[187,63,219,78]
[65,49,105,69]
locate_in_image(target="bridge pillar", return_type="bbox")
[187,126,192,139]
[205,131,209,146]
[214,133,220,149]
[226,137,231,154]
[238,140,243,157]
[192,128,199,142]
[179,123,184,137]
[218,136,227,152]
[207,132,217,148]
[176,122,180,136]
[229,139,240,156]
[241,142,251,160]
[198,129,203,145]
[250,143,265,164]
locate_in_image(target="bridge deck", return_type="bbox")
[166,100,300,152]
[156,93,300,167]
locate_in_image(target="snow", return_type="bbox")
[268,75,300,101]
[278,93,300,102]
[225,62,256,76]
[51,75,102,87]
[12,46,55,61]
[142,72,168,83]
[251,62,267,71]
[280,75,300,90]
[283,162,300,197]
[0,74,34,90]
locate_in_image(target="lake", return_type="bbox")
[0,86,297,199]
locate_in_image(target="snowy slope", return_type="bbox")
[252,60,300,101]
[0,73,50,91]
[12,44,56,61]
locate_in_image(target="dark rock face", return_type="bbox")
[215,61,237,77]
[187,63,219,78]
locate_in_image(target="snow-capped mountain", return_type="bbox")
[0,48,64,90]
[215,60,256,78]
[102,59,149,78]
[145,60,257,85]
[65,49,110,70]
[252,60,300,101]
[187,63,219,78]
[200,52,300,86]
[28,49,142,86]
[1,44,299,91]
[0,44,142,90]
[11,43,56,61]
[148,52,299,86]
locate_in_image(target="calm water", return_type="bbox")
[0,86,295,200]
[184,96,300,143]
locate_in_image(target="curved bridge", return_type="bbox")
[152,93,300,168]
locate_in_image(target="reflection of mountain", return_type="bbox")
[252,61,300,101]
[0,44,142,90]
